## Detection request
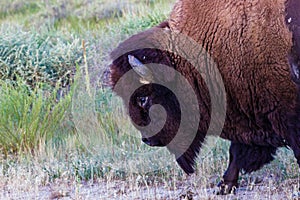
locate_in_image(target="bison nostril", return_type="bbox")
[142,137,164,147]
[142,137,152,144]
[142,138,148,143]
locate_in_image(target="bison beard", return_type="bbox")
[176,133,205,175]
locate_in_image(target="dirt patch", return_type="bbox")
[1,176,299,200]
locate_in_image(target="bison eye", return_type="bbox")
[136,96,149,108]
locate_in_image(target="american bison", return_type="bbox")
[107,0,300,194]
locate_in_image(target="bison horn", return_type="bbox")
[128,55,153,84]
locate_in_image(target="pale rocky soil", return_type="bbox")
[1,176,299,200]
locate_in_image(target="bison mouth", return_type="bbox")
[142,137,164,147]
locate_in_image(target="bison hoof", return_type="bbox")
[216,180,237,195]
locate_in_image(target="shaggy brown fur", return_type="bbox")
[108,0,299,194]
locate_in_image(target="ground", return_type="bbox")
[1,174,299,199]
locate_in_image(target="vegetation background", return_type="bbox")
[0,0,299,199]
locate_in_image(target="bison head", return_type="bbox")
[106,22,220,174]
[108,48,204,174]
[109,47,181,147]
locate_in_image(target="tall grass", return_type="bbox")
[0,0,175,175]
[0,80,73,156]
[0,1,40,20]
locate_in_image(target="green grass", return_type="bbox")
[0,1,40,20]
[0,0,175,178]
[0,79,73,156]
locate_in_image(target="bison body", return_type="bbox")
[108,0,300,194]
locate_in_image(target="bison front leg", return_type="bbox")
[286,114,300,167]
[217,142,239,195]
[287,136,300,167]
[217,142,277,195]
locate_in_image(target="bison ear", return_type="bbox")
[128,55,153,84]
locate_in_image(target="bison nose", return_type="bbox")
[142,137,152,146]
[142,137,164,147]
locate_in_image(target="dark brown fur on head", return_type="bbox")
[108,22,209,174]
